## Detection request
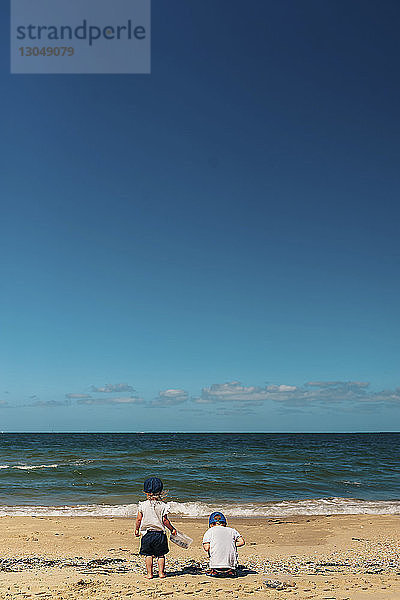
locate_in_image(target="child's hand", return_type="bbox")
[134,529,140,537]
[171,528,177,536]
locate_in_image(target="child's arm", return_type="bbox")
[134,510,143,537]
[162,515,177,536]
[235,535,245,547]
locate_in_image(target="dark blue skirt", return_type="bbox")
[139,530,169,557]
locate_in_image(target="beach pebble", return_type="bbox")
[264,579,296,590]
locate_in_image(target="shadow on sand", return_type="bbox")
[165,564,257,578]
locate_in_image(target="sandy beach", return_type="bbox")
[0,514,398,599]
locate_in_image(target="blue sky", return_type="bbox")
[1,0,400,431]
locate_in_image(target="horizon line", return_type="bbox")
[0,430,399,435]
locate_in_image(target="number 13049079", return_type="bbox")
[19,46,74,56]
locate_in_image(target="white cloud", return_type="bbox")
[266,384,297,392]
[77,396,144,406]
[151,389,189,406]
[193,380,400,406]
[29,399,71,408]
[306,381,369,389]
[33,380,400,412]
[90,383,135,394]
[195,381,297,403]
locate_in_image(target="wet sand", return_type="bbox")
[0,514,399,599]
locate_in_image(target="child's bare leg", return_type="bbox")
[158,556,166,578]
[145,555,153,578]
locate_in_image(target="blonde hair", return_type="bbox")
[144,490,168,501]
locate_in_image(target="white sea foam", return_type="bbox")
[0,504,135,518]
[167,498,400,517]
[12,464,59,470]
[0,498,399,518]
[341,480,363,486]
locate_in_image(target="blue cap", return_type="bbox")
[209,511,227,525]
[144,477,163,494]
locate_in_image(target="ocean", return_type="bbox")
[0,433,399,517]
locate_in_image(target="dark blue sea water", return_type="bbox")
[0,433,399,517]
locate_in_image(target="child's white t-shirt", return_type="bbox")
[202,525,241,568]
[138,499,168,534]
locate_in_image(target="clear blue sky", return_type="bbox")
[1,0,400,431]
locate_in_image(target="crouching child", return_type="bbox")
[202,511,245,577]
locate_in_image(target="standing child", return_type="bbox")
[202,511,245,577]
[135,477,177,579]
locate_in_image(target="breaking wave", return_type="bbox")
[0,497,399,518]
